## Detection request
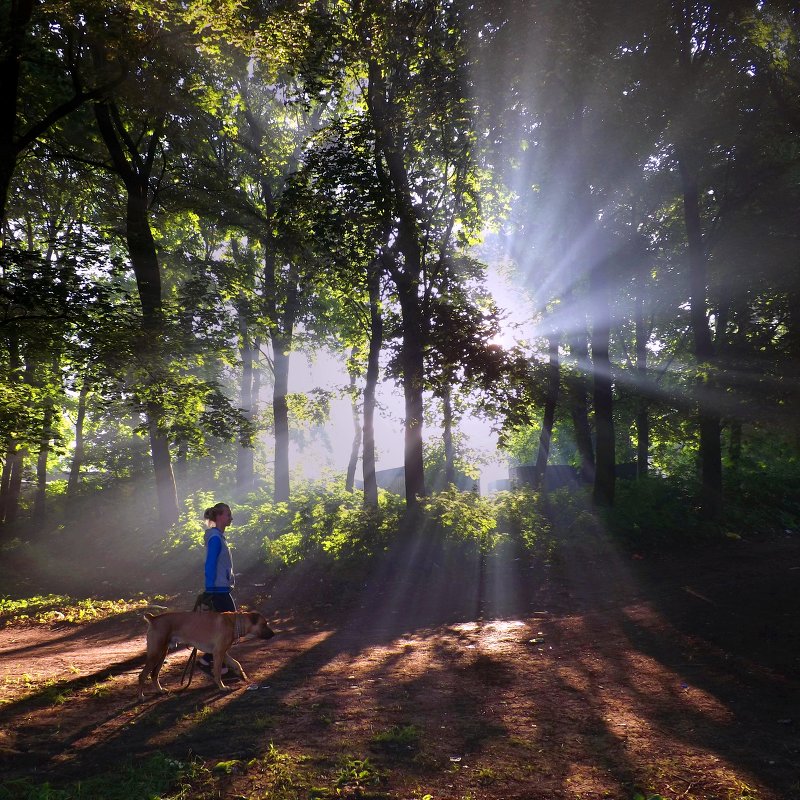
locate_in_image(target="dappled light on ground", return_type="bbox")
[0,528,798,798]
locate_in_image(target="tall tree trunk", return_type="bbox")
[368,58,426,508]
[236,298,255,489]
[591,256,615,507]
[345,353,361,493]
[0,0,34,229]
[251,336,262,475]
[94,99,178,528]
[272,335,291,503]
[397,286,426,505]
[534,334,560,489]
[68,381,88,495]
[0,447,13,522]
[33,394,55,522]
[635,291,649,478]
[2,340,32,524]
[728,420,742,465]
[362,267,382,508]
[566,328,595,483]
[4,447,25,524]
[678,152,722,519]
[442,386,455,486]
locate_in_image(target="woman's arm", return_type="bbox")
[205,534,222,590]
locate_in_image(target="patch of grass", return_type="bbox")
[84,677,115,698]
[180,704,214,724]
[371,723,421,755]
[0,753,192,800]
[0,594,150,627]
[475,765,498,784]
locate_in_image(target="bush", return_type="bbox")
[607,477,695,543]
[420,487,498,550]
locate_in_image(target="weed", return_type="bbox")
[181,704,214,724]
[475,766,497,784]
[334,756,383,793]
[371,723,421,755]
[213,759,244,774]
[85,678,114,698]
[37,680,73,706]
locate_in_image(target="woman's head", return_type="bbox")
[203,502,232,530]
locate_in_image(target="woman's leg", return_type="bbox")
[199,593,236,668]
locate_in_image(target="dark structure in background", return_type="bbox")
[356,467,479,496]
[511,463,637,492]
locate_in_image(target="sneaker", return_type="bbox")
[197,657,228,676]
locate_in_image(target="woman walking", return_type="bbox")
[198,502,235,671]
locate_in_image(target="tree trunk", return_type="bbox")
[534,334,560,489]
[236,298,255,489]
[272,335,291,503]
[728,420,742,465]
[591,257,615,507]
[0,447,12,522]
[398,286,426,505]
[94,99,179,528]
[4,446,25,524]
[678,152,722,519]
[362,267,382,508]
[0,0,34,229]
[368,58,426,508]
[68,381,88,495]
[566,328,595,483]
[442,386,456,486]
[33,395,55,521]
[345,357,361,493]
[635,291,649,478]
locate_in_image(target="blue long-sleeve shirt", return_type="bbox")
[204,527,234,592]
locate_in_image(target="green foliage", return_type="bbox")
[167,490,219,552]
[420,487,498,550]
[723,445,800,531]
[0,595,148,627]
[0,752,188,800]
[607,477,696,543]
[243,481,405,569]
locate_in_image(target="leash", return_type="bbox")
[180,592,214,689]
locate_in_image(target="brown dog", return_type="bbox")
[138,610,274,699]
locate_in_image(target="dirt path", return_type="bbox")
[1,531,798,799]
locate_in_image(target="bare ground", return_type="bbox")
[1,527,799,799]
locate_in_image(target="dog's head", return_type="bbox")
[246,611,276,640]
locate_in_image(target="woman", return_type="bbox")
[198,502,235,671]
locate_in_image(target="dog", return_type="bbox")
[138,610,274,699]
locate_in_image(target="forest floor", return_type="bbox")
[0,523,799,799]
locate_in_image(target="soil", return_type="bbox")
[1,526,799,799]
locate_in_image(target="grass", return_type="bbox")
[0,594,152,627]
[370,723,422,756]
[0,753,196,800]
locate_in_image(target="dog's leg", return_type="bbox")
[223,654,248,682]
[211,645,233,690]
[139,644,169,699]
[150,644,169,694]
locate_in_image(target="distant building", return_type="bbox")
[355,467,479,495]
[487,478,512,494]
[511,463,637,492]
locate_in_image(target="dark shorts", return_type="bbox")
[208,592,236,613]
